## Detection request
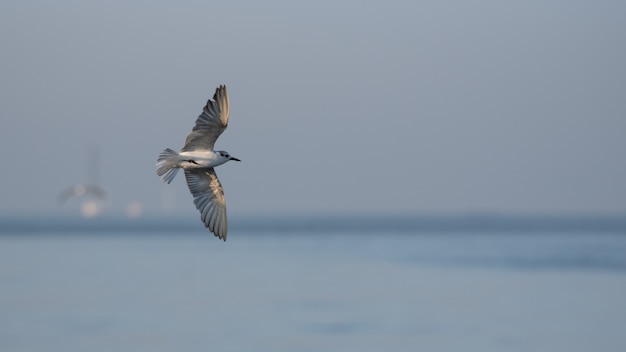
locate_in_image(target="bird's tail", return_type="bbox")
[156,148,181,184]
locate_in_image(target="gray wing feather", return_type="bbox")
[181,85,230,152]
[184,168,228,240]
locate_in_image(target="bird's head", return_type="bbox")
[218,151,241,162]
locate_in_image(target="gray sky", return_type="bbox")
[1,0,625,219]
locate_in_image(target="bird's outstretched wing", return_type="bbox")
[184,168,228,240]
[181,85,230,152]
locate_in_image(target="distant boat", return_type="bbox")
[58,183,107,203]
[58,145,107,204]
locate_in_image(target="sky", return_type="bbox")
[1,0,625,219]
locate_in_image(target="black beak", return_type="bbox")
[230,157,241,162]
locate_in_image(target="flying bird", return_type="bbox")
[156,85,240,240]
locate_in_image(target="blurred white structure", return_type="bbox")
[58,145,107,217]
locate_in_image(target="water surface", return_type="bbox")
[2,224,626,352]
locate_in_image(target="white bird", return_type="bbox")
[156,85,240,241]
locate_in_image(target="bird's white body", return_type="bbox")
[178,150,231,168]
[155,85,238,241]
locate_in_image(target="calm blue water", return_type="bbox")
[2,225,626,352]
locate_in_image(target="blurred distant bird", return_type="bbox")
[156,85,240,241]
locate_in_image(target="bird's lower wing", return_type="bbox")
[184,168,228,240]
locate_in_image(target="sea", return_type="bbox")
[1,215,626,352]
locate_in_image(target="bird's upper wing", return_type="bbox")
[181,85,230,152]
[184,168,228,240]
